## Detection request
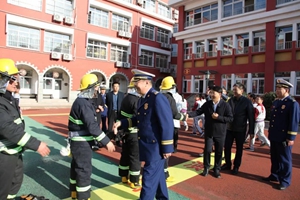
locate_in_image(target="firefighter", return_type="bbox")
[160,76,187,181]
[68,73,115,200]
[118,78,141,188]
[0,58,50,200]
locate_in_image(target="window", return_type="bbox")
[277,0,297,5]
[110,44,128,62]
[276,26,293,50]
[19,70,33,89]
[244,0,266,12]
[140,23,154,40]
[185,3,218,27]
[221,74,232,90]
[8,0,42,11]
[171,44,178,57]
[46,0,73,17]
[158,3,170,18]
[207,39,217,57]
[297,24,300,48]
[143,0,155,13]
[195,41,205,58]
[252,73,265,94]
[157,28,169,44]
[86,39,107,60]
[235,73,248,91]
[139,50,153,67]
[222,36,233,55]
[173,23,178,33]
[184,43,192,60]
[253,31,265,52]
[296,71,300,95]
[88,7,109,28]
[112,14,130,32]
[44,31,71,53]
[237,34,249,54]
[183,79,192,93]
[155,54,168,68]
[7,24,40,50]
[223,0,243,18]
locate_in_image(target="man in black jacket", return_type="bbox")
[221,83,254,175]
[188,86,233,178]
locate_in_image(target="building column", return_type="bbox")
[292,23,298,41]
[264,21,276,92]
[176,40,184,92]
[266,0,276,11]
[204,39,209,52]
[37,74,44,102]
[217,0,223,23]
[290,71,296,96]
[249,31,254,46]
[247,73,252,93]
[191,75,195,93]
[231,74,235,89]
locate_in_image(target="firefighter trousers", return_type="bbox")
[0,152,23,200]
[119,133,141,183]
[70,141,93,200]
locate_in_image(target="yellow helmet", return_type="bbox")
[160,76,176,90]
[79,74,99,91]
[0,58,19,76]
[128,78,135,88]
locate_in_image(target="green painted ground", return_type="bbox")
[17,116,190,200]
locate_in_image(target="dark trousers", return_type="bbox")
[270,141,293,187]
[164,157,170,179]
[204,135,225,170]
[108,111,118,133]
[119,133,141,183]
[140,159,168,200]
[0,153,23,200]
[101,116,107,133]
[173,128,179,152]
[70,141,93,200]
[224,130,245,168]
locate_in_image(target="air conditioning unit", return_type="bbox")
[125,32,132,38]
[115,61,123,67]
[53,14,63,22]
[64,16,74,25]
[118,31,126,37]
[51,52,61,59]
[137,0,143,6]
[123,62,131,68]
[63,53,73,61]
[173,10,179,20]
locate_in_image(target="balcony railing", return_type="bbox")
[221,50,232,56]
[252,45,265,53]
[184,54,192,60]
[195,52,205,59]
[277,0,298,5]
[185,14,218,27]
[276,41,293,50]
[236,46,249,54]
[206,51,217,57]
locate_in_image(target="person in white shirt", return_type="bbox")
[179,94,189,131]
[246,95,270,151]
[192,94,206,136]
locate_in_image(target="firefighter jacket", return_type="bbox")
[120,88,174,162]
[163,92,186,122]
[68,97,110,145]
[0,92,40,154]
[118,93,139,133]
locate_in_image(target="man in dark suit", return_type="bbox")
[188,86,233,178]
[106,82,124,144]
[114,69,174,200]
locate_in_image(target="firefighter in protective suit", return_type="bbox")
[160,76,187,181]
[0,58,50,200]
[68,73,115,200]
[118,78,141,188]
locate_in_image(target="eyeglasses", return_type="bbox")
[10,76,18,82]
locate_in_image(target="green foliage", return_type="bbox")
[262,92,276,120]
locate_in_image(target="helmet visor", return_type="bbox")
[0,71,10,94]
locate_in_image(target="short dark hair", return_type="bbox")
[233,83,245,91]
[211,86,222,93]
[112,82,120,86]
[249,93,256,99]
[256,95,264,100]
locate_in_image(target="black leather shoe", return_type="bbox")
[262,176,278,182]
[221,164,231,171]
[214,170,221,178]
[201,168,209,177]
[277,184,288,190]
[232,167,239,175]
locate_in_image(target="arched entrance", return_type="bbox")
[42,67,70,99]
[90,71,107,86]
[16,62,39,99]
[109,73,129,93]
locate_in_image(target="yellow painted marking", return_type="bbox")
[64,153,233,200]
[24,113,69,117]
